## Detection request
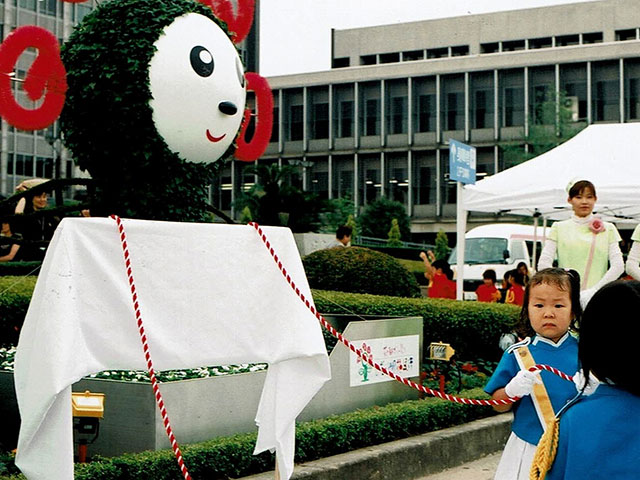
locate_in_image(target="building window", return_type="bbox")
[413,152,436,205]
[480,42,499,54]
[360,55,376,66]
[416,94,436,132]
[529,37,552,49]
[403,50,424,61]
[583,32,603,44]
[503,87,525,126]
[40,0,57,16]
[289,105,303,140]
[386,154,408,206]
[473,90,491,129]
[333,85,354,139]
[359,82,381,136]
[332,57,349,68]
[307,158,329,199]
[502,40,525,52]
[379,52,400,64]
[442,75,464,131]
[628,78,640,119]
[592,62,620,122]
[36,157,53,178]
[75,3,92,23]
[311,103,328,139]
[450,45,469,57]
[561,63,588,121]
[331,156,354,199]
[270,106,279,143]
[18,0,36,11]
[386,80,408,135]
[359,155,381,207]
[427,47,448,59]
[556,34,580,47]
[616,29,637,41]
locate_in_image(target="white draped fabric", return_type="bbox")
[14,218,331,480]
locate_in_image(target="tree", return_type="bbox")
[501,90,586,168]
[320,192,355,234]
[233,163,324,232]
[358,197,411,240]
[387,219,403,247]
[434,229,451,260]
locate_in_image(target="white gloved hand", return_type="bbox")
[573,369,600,396]
[505,369,542,398]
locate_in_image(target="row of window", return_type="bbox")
[209,150,501,214]
[273,60,640,143]
[332,28,640,68]
[7,154,54,178]
[15,0,93,23]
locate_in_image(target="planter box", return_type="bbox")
[1,316,422,457]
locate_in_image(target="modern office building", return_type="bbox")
[212,0,640,237]
[0,0,259,197]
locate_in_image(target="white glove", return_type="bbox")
[573,369,599,396]
[505,369,542,398]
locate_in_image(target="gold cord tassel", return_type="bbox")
[530,418,560,480]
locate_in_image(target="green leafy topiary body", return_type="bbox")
[60,0,232,221]
[303,247,421,298]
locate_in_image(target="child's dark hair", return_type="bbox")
[483,269,497,282]
[515,268,582,338]
[503,269,514,283]
[511,270,525,286]
[568,180,596,199]
[579,280,640,397]
[336,225,352,240]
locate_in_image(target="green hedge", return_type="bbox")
[0,277,37,347]
[303,247,421,298]
[312,289,519,362]
[0,389,493,480]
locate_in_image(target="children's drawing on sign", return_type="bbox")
[349,335,419,387]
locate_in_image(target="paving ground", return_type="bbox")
[415,451,500,480]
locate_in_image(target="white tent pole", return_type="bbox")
[532,213,539,271]
[456,181,467,300]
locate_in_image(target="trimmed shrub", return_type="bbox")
[312,289,519,362]
[0,389,493,480]
[357,197,411,240]
[0,276,37,347]
[303,247,421,298]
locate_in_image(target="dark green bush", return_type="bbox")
[0,276,37,347]
[357,197,411,240]
[0,389,493,480]
[312,289,519,362]
[303,247,421,298]
[0,262,41,277]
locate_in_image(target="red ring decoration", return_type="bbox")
[0,26,67,131]
[199,0,254,44]
[235,72,273,162]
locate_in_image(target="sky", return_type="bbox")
[258,0,600,76]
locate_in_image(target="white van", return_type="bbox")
[448,224,546,300]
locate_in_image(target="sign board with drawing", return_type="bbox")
[349,334,419,387]
[449,139,476,184]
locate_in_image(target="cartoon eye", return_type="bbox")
[236,56,245,88]
[190,46,214,77]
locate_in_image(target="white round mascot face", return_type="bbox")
[148,13,246,164]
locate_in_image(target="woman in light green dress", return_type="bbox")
[537,180,624,306]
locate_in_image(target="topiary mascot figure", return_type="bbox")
[59,0,271,221]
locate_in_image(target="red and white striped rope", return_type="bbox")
[249,222,573,407]
[111,215,192,480]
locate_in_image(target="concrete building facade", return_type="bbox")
[212,0,640,236]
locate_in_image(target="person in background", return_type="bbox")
[537,179,623,306]
[0,217,22,262]
[330,225,352,248]
[505,270,526,306]
[485,268,581,480]
[14,187,59,261]
[476,269,501,302]
[543,280,640,479]
[517,261,530,286]
[499,270,514,303]
[624,223,640,280]
[420,250,456,299]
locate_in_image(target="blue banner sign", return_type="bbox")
[449,139,476,184]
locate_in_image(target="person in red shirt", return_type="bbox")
[505,270,526,306]
[476,269,501,302]
[420,250,456,299]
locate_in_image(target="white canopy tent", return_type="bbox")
[454,123,640,299]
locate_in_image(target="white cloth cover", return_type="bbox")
[14,217,331,480]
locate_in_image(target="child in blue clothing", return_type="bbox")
[544,280,640,479]
[484,268,581,480]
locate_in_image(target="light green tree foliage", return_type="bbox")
[387,218,403,247]
[239,206,253,224]
[501,91,586,169]
[345,214,357,238]
[434,229,451,260]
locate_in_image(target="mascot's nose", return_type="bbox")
[218,101,238,116]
